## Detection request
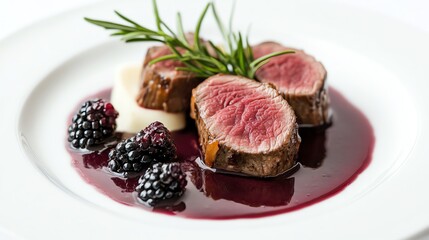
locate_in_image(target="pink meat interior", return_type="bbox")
[195,75,295,153]
[253,42,325,95]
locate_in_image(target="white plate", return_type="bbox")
[1,0,429,239]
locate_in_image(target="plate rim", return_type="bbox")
[1,0,429,239]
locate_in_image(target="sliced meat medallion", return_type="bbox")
[253,41,330,126]
[191,74,301,177]
[136,45,203,113]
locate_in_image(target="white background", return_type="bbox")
[0,0,428,239]
[0,0,429,41]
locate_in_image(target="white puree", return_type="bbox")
[111,63,186,132]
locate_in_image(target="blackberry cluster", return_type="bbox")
[68,99,118,149]
[108,121,177,176]
[136,163,187,206]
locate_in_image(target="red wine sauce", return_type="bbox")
[67,88,374,219]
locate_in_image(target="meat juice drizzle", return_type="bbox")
[67,88,374,219]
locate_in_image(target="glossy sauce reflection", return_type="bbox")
[68,88,374,219]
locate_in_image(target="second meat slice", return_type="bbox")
[191,74,301,177]
[253,42,330,126]
[136,45,204,113]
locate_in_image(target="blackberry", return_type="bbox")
[108,121,176,176]
[136,163,187,206]
[68,99,118,149]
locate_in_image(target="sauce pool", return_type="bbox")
[67,88,374,219]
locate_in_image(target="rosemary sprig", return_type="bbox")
[84,0,293,79]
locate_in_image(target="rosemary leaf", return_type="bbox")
[194,3,211,53]
[176,13,188,46]
[148,54,178,65]
[152,0,162,31]
[124,38,165,43]
[114,11,143,29]
[84,18,136,32]
[84,0,294,79]
[250,50,294,68]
